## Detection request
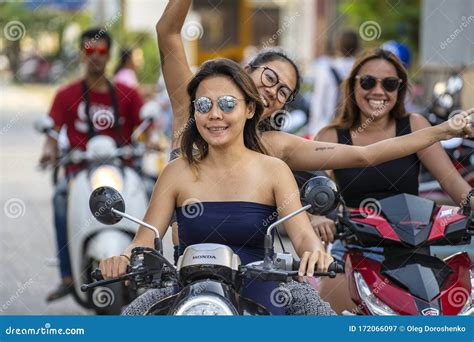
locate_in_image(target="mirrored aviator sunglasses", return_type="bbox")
[356,75,402,92]
[193,96,244,114]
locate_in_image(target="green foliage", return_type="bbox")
[0,2,161,84]
[118,32,161,86]
[339,0,420,53]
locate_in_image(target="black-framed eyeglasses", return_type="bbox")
[355,75,402,92]
[251,65,295,103]
[193,95,245,114]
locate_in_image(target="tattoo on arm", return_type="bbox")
[314,147,335,152]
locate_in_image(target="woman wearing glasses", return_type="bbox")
[100,59,336,315]
[310,48,474,314]
[157,0,471,170]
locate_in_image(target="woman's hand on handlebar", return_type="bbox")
[99,255,129,280]
[298,249,334,277]
[310,215,336,243]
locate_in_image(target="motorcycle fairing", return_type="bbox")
[348,251,471,315]
[429,206,470,244]
[439,252,472,315]
[381,252,452,302]
[350,194,469,247]
[379,194,434,226]
[379,194,434,247]
[147,280,270,316]
[347,252,419,315]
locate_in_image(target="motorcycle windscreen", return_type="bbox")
[379,194,435,247]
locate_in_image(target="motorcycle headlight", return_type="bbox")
[174,295,236,316]
[459,269,474,316]
[90,166,123,192]
[354,271,397,315]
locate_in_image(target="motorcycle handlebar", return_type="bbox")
[91,268,103,281]
[291,260,345,276]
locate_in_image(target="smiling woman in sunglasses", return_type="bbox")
[100,59,337,315]
[157,0,472,172]
[311,48,474,314]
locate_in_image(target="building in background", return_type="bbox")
[420,0,474,107]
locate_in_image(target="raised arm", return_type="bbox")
[262,110,473,171]
[156,0,194,147]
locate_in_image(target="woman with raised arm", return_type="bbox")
[309,48,474,314]
[157,0,473,267]
[156,0,472,171]
[100,59,336,315]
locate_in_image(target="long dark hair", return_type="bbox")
[114,48,132,75]
[329,48,408,130]
[247,49,302,131]
[180,58,267,166]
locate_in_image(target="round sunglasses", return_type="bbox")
[355,75,402,92]
[193,96,245,114]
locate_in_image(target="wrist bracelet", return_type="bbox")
[120,254,130,262]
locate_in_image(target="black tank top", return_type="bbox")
[333,115,420,208]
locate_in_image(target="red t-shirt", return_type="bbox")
[49,79,143,149]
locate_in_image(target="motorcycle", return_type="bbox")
[80,177,344,315]
[35,116,151,314]
[313,176,474,315]
[420,73,474,201]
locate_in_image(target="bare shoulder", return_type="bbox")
[159,157,193,183]
[315,127,338,143]
[408,113,431,131]
[251,151,293,180]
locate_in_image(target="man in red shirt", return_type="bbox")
[39,28,145,301]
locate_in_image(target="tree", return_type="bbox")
[0,2,88,81]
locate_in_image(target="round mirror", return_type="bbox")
[89,186,125,225]
[300,176,339,215]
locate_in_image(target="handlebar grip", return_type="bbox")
[292,260,344,274]
[328,261,345,274]
[91,268,104,281]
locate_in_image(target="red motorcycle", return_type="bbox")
[307,177,474,315]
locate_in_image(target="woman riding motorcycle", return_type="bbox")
[99,59,336,315]
[156,0,471,166]
[157,0,472,264]
[311,48,474,314]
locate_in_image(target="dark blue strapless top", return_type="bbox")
[176,201,285,314]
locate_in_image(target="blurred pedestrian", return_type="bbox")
[308,30,360,136]
[114,48,139,89]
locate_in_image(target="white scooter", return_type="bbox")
[35,117,150,314]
